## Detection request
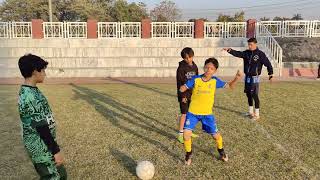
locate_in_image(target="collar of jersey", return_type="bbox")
[22,84,38,88]
[200,74,212,82]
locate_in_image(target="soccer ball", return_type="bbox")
[136,161,155,180]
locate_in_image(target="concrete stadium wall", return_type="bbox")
[283,62,319,68]
[281,62,319,78]
[0,38,278,78]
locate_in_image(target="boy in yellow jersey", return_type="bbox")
[180,58,242,165]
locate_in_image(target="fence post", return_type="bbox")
[8,22,11,38]
[224,22,228,38]
[117,22,121,38]
[309,20,313,38]
[87,19,97,39]
[246,19,256,38]
[31,19,44,39]
[194,19,204,38]
[255,22,259,37]
[64,22,68,38]
[141,19,151,39]
[281,21,285,38]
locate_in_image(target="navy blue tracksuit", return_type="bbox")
[228,48,273,108]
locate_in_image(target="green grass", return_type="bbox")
[0,82,320,179]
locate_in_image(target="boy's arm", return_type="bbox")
[196,65,199,75]
[176,67,182,89]
[261,52,274,80]
[176,67,187,98]
[25,96,63,164]
[223,48,245,59]
[36,125,60,155]
[224,70,243,89]
[180,76,196,93]
[36,125,64,166]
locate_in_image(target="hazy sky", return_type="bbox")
[128,0,320,20]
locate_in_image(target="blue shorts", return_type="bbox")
[184,112,219,135]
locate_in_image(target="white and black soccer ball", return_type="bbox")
[136,161,155,180]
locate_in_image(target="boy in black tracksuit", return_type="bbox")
[223,38,273,120]
[176,47,198,143]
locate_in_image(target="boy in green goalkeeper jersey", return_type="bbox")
[18,54,67,180]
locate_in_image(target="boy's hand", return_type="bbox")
[222,48,231,52]
[180,85,188,93]
[269,75,273,83]
[54,152,64,166]
[182,97,188,103]
[235,70,243,79]
[227,70,242,89]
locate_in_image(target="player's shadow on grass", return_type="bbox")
[107,77,176,98]
[71,84,182,161]
[72,84,176,132]
[214,105,243,116]
[110,148,136,176]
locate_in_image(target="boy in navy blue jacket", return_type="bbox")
[223,38,273,120]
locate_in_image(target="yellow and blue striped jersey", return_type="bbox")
[185,75,226,115]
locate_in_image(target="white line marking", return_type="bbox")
[253,121,318,178]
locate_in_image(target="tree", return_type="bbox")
[0,0,148,22]
[216,11,245,22]
[216,14,232,22]
[273,16,291,21]
[260,17,270,21]
[292,13,303,20]
[188,18,209,22]
[0,0,50,21]
[233,11,245,22]
[150,0,181,21]
[127,2,148,21]
[54,0,78,21]
[110,0,148,21]
[60,0,110,21]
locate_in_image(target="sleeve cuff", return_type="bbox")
[51,145,60,155]
[223,83,228,88]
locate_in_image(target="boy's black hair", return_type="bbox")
[247,38,257,43]
[18,54,48,78]
[204,57,219,69]
[180,47,194,59]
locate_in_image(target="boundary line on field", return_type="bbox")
[216,93,318,179]
[253,122,318,179]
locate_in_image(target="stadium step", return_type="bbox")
[1,67,280,78]
[0,47,247,58]
[0,56,246,68]
[0,38,247,48]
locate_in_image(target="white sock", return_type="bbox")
[249,106,254,114]
[255,109,260,117]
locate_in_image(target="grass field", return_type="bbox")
[0,81,319,179]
